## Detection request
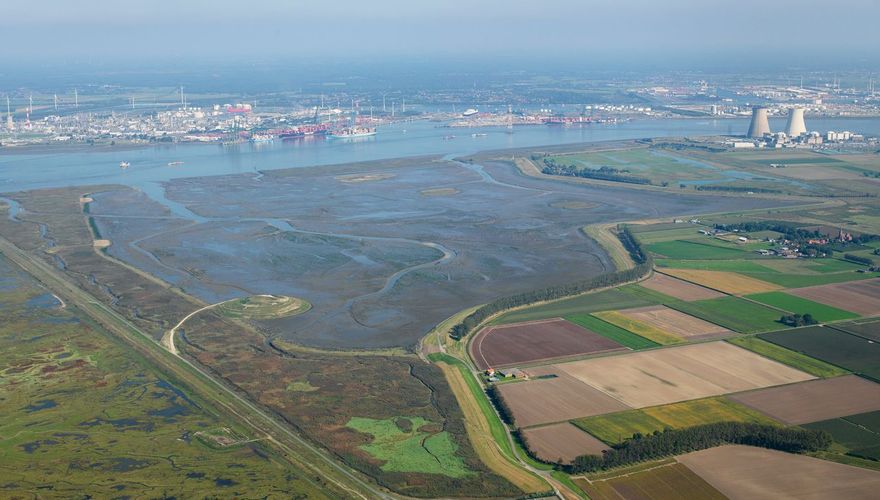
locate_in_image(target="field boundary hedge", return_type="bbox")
[450,226,652,340]
[562,422,831,474]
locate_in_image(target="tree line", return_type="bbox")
[562,422,831,474]
[449,227,652,340]
[541,157,652,185]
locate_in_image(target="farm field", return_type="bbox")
[729,375,880,425]
[546,342,813,409]
[0,257,330,498]
[521,423,609,463]
[646,239,748,260]
[678,445,880,500]
[470,318,625,370]
[616,305,731,340]
[638,272,724,301]
[839,318,880,341]
[668,296,788,333]
[496,373,629,428]
[592,310,683,345]
[576,463,725,500]
[746,291,860,322]
[494,288,655,325]
[659,268,782,295]
[727,336,849,378]
[760,326,880,380]
[573,397,779,445]
[805,410,880,461]
[566,314,659,350]
[788,279,880,317]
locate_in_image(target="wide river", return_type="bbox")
[1,117,879,193]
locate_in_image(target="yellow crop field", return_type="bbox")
[592,311,683,345]
[660,269,782,295]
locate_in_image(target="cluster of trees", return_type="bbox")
[695,185,781,194]
[779,313,818,327]
[541,158,651,185]
[449,229,652,340]
[563,422,831,473]
[845,253,875,266]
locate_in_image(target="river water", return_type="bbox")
[2,117,879,194]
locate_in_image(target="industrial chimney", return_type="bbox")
[747,107,771,138]
[785,108,807,137]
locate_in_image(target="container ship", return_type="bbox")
[277,124,331,139]
[327,126,377,139]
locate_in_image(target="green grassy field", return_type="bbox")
[494,288,655,325]
[347,417,472,478]
[656,258,777,273]
[647,240,747,260]
[573,397,778,445]
[668,296,786,333]
[746,291,860,322]
[632,227,707,244]
[0,258,328,498]
[760,327,880,381]
[805,411,880,461]
[727,336,849,378]
[566,314,660,350]
[592,311,683,345]
[742,270,880,288]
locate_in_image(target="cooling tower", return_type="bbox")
[747,107,771,138]
[785,108,807,137]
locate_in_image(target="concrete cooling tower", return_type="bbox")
[785,108,807,137]
[747,107,771,138]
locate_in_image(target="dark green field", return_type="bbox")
[760,326,880,381]
[805,411,880,461]
[746,291,860,322]
[667,296,787,333]
[0,257,329,498]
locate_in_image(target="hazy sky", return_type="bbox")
[3,0,879,62]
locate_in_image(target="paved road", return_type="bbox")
[0,235,392,500]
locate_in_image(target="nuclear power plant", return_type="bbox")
[785,107,807,137]
[747,107,771,138]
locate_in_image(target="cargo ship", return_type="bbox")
[327,126,377,139]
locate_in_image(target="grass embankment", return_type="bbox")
[727,336,849,378]
[428,353,549,494]
[592,311,682,345]
[583,223,635,271]
[573,397,779,445]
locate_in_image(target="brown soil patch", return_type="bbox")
[470,318,626,370]
[678,445,880,500]
[551,342,814,408]
[729,375,880,424]
[640,273,725,301]
[789,279,880,316]
[618,305,730,339]
[521,423,609,463]
[497,373,629,428]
